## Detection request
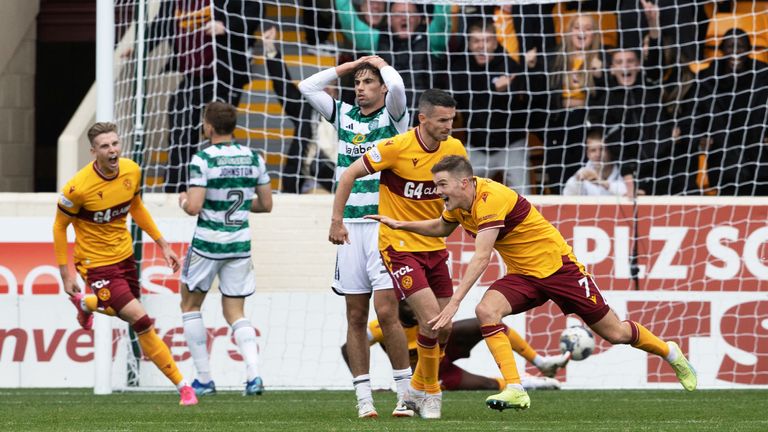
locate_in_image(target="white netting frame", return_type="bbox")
[104,0,768,390]
[112,0,768,196]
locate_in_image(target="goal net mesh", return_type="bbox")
[105,0,767,390]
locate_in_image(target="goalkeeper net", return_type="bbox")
[114,0,768,195]
[104,0,768,390]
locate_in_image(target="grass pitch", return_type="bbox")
[1,388,766,431]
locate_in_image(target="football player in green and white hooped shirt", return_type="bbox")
[299,55,413,418]
[178,101,273,397]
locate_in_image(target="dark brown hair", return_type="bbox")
[353,62,384,85]
[431,155,473,178]
[418,89,457,115]
[585,127,604,143]
[204,101,238,135]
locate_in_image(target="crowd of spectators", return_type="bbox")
[136,0,260,193]
[283,0,766,197]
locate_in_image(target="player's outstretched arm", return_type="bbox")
[364,215,458,238]
[131,195,180,272]
[53,210,79,296]
[329,158,369,245]
[429,228,498,331]
[251,183,273,213]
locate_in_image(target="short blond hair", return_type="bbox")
[87,122,118,147]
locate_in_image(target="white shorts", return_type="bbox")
[332,222,393,295]
[181,249,256,297]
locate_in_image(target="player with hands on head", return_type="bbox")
[299,54,413,418]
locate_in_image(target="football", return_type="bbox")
[559,325,595,361]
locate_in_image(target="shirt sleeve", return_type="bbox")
[455,139,469,158]
[53,209,72,266]
[427,4,450,54]
[54,179,81,265]
[57,180,81,217]
[441,208,459,224]
[381,66,408,124]
[297,67,339,121]
[189,154,207,188]
[130,195,163,241]
[562,175,582,196]
[475,191,507,232]
[492,7,521,64]
[254,153,271,185]
[361,137,401,175]
[335,0,379,53]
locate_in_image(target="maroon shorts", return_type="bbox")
[81,256,140,312]
[381,247,453,300]
[438,358,463,391]
[489,256,610,325]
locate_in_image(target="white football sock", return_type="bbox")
[232,318,260,381]
[353,374,373,403]
[79,297,89,312]
[182,311,211,383]
[392,367,412,400]
[176,380,189,391]
[665,341,679,362]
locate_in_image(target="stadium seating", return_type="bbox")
[703,2,768,62]
[551,3,619,48]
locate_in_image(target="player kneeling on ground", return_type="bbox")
[367,156,697,412]
[55,122,197,406]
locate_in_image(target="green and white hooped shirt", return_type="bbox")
[188,142,270,259]
[299,64,410,222]
[334,101,408,221]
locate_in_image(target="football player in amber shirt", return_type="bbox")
[368,155,697,412]
[52,122,196,405]
[330,89,467,419]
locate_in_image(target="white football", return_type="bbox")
[559,325,595,361]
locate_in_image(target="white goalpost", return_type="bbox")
[94,0,115,396]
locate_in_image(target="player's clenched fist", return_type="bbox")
[329,220,350,245]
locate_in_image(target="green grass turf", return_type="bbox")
[1,388,766,431]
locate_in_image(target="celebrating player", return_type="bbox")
[341,302,569,391]
[368,155,697,412]
[177,102,273,397]
[54,122,197,406]
[331,89,468,419]
[299,55,413,418]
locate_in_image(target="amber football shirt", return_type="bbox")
[442,177,578,279]
[57,158,144,269]
[362,127,467,252]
